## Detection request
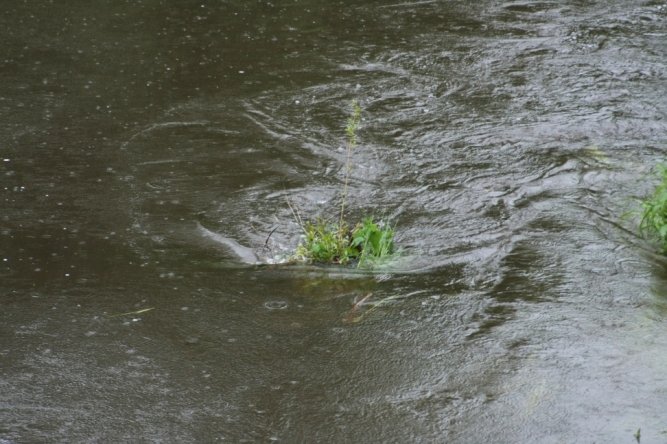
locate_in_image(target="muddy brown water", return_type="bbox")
[2,1,666,442]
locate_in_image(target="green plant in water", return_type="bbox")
[293,217,395,266]
[352,217,395,266]
[640,165,667,252]
[294,219,356,264]
[291,101,396,267]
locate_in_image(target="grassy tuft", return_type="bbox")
[293,217,395,266]
[290,101,397,268]
[294,219,355,264]
[640,165,667,251]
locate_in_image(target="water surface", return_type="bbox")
[2,1,666,442]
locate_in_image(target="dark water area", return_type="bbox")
[2,1,667,442]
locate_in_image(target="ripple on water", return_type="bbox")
[264,300,289,310]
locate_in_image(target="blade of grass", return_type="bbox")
[108,307,155,318]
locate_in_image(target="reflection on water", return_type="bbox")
[2,0,667,442]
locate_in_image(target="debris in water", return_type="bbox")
[108,307,155,318]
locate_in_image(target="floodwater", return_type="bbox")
[2,1,666,442]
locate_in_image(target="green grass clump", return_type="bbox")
[293,217,395,266]
[290,99,397,267]
[640,165,667,251]
[295,220,356,264]
[352,217,395,266]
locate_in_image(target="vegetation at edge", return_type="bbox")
[640,165,667,252]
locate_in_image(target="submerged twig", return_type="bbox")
[264,226,278,251]
[353,292,373,309]
[343,292,416,323]
[344,292,373,324]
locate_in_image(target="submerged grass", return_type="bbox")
[640,165,667,252]
[291,101,397,268]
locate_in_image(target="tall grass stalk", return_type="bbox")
[339,100,362,228]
